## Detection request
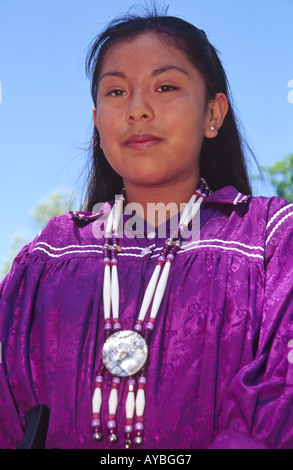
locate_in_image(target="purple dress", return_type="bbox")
[0,185,293,449]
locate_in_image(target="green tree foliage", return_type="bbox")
[1,190,78,280]
[264,153,293,202]
[1,234,28,279]
[31,191,77,229]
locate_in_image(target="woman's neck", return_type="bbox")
[123,174,200,228]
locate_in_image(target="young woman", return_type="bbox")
[0,12,292,450]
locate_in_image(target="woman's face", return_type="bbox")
[94,33,217,190]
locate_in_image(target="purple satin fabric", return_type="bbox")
[0,186,293,449]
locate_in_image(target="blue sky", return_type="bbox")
[0,0,293,273]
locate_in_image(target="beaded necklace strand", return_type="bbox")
[91,178,210,448]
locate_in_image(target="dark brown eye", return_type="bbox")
[107,89,126,96]
[157,85,178,92]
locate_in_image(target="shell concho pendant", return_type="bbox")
[102,330,148,377]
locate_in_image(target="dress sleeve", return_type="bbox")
[0,240,39,448]
[209,199,293,449]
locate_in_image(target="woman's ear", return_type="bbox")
[93,108,103,148]
[205,93,229,139]
[93,108,98,129]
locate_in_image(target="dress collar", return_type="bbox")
[70,186,251,222]
[204,186,251,205]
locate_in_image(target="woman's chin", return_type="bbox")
[124,176,172,189]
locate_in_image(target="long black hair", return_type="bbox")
[84,9,256,209]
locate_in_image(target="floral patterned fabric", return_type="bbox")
[0,186,293,449]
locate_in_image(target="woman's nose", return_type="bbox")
[127,92,154,122]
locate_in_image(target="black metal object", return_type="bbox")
[18,405,50,449]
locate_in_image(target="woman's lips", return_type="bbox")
[123,134,163,150]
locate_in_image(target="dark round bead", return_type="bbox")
[109,433,118,443]
[124,438,133,448]
[93,431,103,441]
[135,436,143,446]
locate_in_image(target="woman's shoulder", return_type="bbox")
[205,185,293,221]
[25,202,112,263]
[247,192,293,238]
[37,203,110,244]
[203,186,293,260]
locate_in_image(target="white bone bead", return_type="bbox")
[189,199,202,220]
[103,264,111,319]
[113,198,124,231]
[108,388,118,415]
[138,264,161,322]
[92,387,102,414]
[111,265,119,319]
[105,208,113,234]
[179,194,196,225]
[136,388,145,417]
[150,261,172,319]
[180,199,202,227]
[125,391,135,419]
